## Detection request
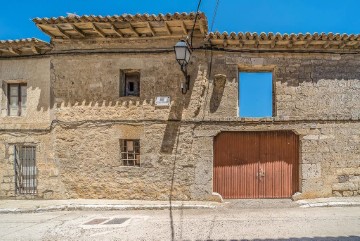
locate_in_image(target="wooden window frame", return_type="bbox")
[7,83,27,116]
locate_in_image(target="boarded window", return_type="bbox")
[120,71,140,97]
[8,83,27,116]
[120,139,140,166]
[239,72,273,117]
[14,145,37,195]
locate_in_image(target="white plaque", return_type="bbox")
[155,96,170,106]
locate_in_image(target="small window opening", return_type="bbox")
[120,139,140,167]
[120,71,140,97]
[239,72,273,117]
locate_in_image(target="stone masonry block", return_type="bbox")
[332,182,358,191]
[302,163,322,179]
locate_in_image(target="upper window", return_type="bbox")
[239,72,273,117]
[8,83,27,116]
[120,71,140,97]
[120,139,140,167]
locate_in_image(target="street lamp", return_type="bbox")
[174,40,192,94]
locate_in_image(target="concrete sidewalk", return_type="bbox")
[0,199,221,213]
[0,196,359,213]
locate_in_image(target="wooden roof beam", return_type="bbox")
[164,22,172,35]
[92,23,106,38]
[305,39,312,48]
[109,24,123,37]
[323,41,331,49]
[30,46,41,54]
[223,39,228,47]
[353,41,360,48]
[37,25,57,39]
[270,39,276,48]
[55,25,71,39]
[72,24,86,38]
[128,23,140,37]
[339,40,348,49]
[287,40,293,48]
[146,22,156,36]
[7,47,21,55]
[181,21,188,35]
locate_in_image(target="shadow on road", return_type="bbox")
[184,236,360,241]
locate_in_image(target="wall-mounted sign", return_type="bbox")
[155,96,171,106]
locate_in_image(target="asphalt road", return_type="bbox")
[0,203,359,241]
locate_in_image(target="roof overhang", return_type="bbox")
[33,12,208,40]
[0,38,51,57]
[206,32,360,52]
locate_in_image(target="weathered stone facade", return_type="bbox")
[0,13,359,200]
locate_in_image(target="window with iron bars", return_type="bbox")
[120,139,140,167]
[14,145,37,195]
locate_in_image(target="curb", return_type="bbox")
[298,202,360,208]
[0,203,218,214]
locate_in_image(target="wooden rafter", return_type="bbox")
[323,41,331,49]
[270,39,276,48]
[223,39,228,47]
[181,21,188,35]
[287,40,293,48]
[128,23,139,37]
[305,39,312,48]
[353,41,360,48]
[339,40,348,49]
[72,24,86,38]
[146,22,155,36]
[110,24,123,37]
[55,25,71,38]
[30,46,41,54]
[38,26,57,38]
[92,23,106,37]
[164,22,172,35]
[7,47,21,55]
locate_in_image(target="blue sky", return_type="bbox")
[1,0,359,41]
[239,73,273,118]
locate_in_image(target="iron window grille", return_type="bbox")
[7,83,27,116]
[14,145,37,195]
[120,139,140,167]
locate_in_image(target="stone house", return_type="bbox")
[0,12,359,200]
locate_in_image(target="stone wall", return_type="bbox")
[0,57,51,129]
[0,41,359,200]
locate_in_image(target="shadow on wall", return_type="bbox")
[209,74,226,113]
[160,64,206,154]
[278,60,360,87]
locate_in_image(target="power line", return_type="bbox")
[189,0,202,46]
[210,0,220,32]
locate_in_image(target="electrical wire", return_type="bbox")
[189,0,203,47]
[210,0,220,32]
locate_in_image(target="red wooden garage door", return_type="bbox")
[213,131,299,199]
